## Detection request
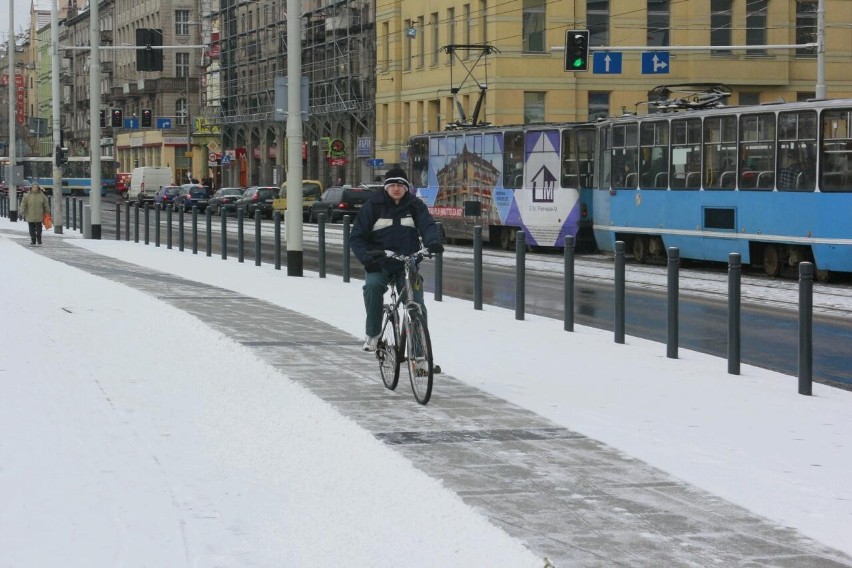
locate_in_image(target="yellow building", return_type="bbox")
[376,0,852,165]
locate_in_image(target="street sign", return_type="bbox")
[156,118,172,129]
[641,51,670,74]
[124,118,139,129]
[366,158,384,168]
[220,154,231,165]
[593,52,622,74]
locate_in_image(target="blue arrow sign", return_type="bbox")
[156,118,172,129]
[124,117,139,129]
[593,52,622,74]
[365,158,384,168]
[641,51,670,74]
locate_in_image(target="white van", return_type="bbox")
[128,167,173,204]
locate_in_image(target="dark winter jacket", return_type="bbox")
[349,189,440,269]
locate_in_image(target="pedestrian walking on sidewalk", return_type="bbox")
[19,182,51,245]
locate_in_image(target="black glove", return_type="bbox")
[427,243,444,254]
[364,261,382,273]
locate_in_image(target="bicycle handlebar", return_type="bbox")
[367,248,433,262]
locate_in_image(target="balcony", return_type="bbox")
[100,30,113,44]
[100,61,113,74]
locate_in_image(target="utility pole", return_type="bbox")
[286,0,304,276]
[51,0,63,233]
[89,0,101,238]
[7,0,18,221]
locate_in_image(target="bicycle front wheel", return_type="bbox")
[404,312,433,405]
[377,308,401,390]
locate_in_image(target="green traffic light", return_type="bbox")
[572,58,584,68]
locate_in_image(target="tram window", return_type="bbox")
[561,130,579,187]
[409,137,430,187]
[670,118,701,189]
[739,113,776,190]
[777,111,816,192]
[640,120,669,189]
[819,110,852,193]
[503,131,524,189]
[704,115,737,190]
[611,123,638,188]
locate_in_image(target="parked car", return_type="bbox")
[208,187,245,216]
[173,183,210,212]
[272,180,324,221]
[308,185,378,223]
[234,186,279,219]
[153,185,182,210]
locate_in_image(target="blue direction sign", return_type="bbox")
[124,117,139,129]
[156,117,172,129]
[641,51,670,74]
[366,158,384,168]
[593,52,622,74]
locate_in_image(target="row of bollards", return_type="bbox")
[104,204,817,396]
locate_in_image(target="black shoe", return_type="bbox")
[37,239,42,245]
[31,240,36,245]
[433,364,442,374]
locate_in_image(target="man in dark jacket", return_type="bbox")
[349,167,444,353]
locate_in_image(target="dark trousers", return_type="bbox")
[28,221,43,243]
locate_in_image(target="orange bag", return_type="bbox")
[43,212,53,230]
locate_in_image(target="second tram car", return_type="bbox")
[592,99,852,279]
[407,123,595,249]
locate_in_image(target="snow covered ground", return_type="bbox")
[1,217,851,565]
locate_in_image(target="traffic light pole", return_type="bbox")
[7,0,18,222]
[51,1,63,233]
[89,0,101,238]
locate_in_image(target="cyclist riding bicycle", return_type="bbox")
[349,168,444,361]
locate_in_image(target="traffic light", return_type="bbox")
[100,109,107,128]
[135,28,164,72]
[564,30,590,72]
[141,109,153,127]
[55,145,68,166]
[111,108,123,127]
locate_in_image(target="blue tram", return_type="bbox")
[407,123,595,249]
[592,98,852,278]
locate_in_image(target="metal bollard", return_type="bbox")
[667,247,679,359]
[317,213,326,278]
[65,197,70,228]
[125,200,130,241]
[133,203,139,243]
[434,222,443,302]
[728,253,741,375]
[564,235,575,332]
[798,262,814,395]
[144,203,150,244]
[205,207,212,257]
[274,211,282,270]
[115,202,121,240]
[78,199,83,233]
[72,197,77,230]
[237,208,244,262]
[342,215,351,282]
[515,231,526,320]
[178,206,185,252]
[220,208,228,260]
[166,205,173,249]
[474,226,483,310]
[191,206,198,254]
[254,209,262,266]
[614,240,626,344]
[155,205,161,247]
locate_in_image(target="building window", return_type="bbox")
[479,0,487,44]
[176,52,190,78]
[746,0,767,55]
[588,91,609,121]
[431,13,439,66]
[795,1,817,58]
[176,98,188,126]
[418,16,425,68]
[739,92,760,106]
[404,19,412,71]
[523,0,546,53]
[175,10,190,36]
[447,8,455,64]
[463,4,471,52]
[587,0,609,47]
[710,0,732,55]
[382,21,390,71]
[524,92,545,124]
[647,0,670,47]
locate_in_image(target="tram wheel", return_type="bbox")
[816,269,832,283]
[763,245,782,277]
[632,236,649,264]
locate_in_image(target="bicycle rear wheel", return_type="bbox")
[377,308,401,390]
[404,312,433,405]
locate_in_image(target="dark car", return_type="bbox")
[173,183,210,212]
[0,179,32,198]
[208,187,245,216]
[234,186,279,219]
[308,185,378,223]
[153,185,182,210]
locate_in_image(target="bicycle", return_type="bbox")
[369,247,435,405]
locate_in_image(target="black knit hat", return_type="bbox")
[384,167,410,190]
